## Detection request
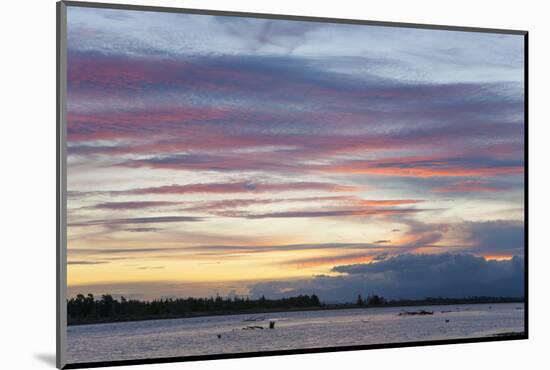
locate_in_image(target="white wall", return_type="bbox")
[2,0,548,369]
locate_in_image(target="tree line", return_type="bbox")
[67,293,321,325]
[67,293,523,325]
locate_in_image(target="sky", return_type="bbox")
[66,6,525,302]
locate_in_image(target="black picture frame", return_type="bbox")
[56,1,529,368]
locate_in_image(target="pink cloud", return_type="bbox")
[433,180,511,193]
[116,181,358,196]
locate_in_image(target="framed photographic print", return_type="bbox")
[56,1,528,368]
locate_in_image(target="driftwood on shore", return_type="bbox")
[243,316,266,322]
[243,319,275,330]
[242,320,276,330]
[243,325,264,330]
[398,310,434,316]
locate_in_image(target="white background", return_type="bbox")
[1,0,548,369]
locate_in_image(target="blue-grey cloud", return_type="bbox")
[249,253,524,302]
[460,220,524,255]
[67,7,523,85]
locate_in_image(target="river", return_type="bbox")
[67,302,524,364]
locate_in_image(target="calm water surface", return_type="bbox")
[67,303,524,364]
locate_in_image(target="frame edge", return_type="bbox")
[61,0,527,35]
[57,1,68,369]
[523,32,529,339]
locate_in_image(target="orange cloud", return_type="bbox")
[283,253,378,269]
[321,156,523,178]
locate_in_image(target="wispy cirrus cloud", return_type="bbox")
[82,201,182,210]
[69,216,203,227]
[69,242,393,257]
[179,196,352,213]
[68,181,358,199]
[125,227,164,233]
[228,208,427,219]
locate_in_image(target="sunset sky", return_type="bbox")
[66,6,525,302]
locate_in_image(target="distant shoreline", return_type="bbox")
[67,298,524,327]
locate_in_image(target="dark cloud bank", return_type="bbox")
[249,253,524,302]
